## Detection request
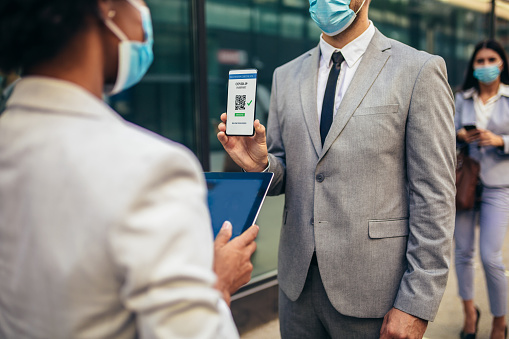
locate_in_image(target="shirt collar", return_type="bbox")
[499,83,509,97]
[6,76,121,122]
[319,21,375,68]
[463,83,509,99]
[462,88,475,99]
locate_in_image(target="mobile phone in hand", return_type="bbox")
[226,69,257,136]
[464,125,477,131]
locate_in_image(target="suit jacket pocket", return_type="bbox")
[353,104,399,116]
[368,218,409,239]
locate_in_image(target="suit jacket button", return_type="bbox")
[316,174,324,182]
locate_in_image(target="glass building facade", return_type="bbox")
[110,0,508,287]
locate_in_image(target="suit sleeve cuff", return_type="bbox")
[393,293,439,322]
[216,299,240,338]
[261,157,271,172]
[242,157,270,173]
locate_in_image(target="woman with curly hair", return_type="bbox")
[0,0,257,338]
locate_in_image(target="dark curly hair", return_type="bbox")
[462,39,509,92]
[0,0,99,73]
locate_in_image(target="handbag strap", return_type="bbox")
[459,144,470,157]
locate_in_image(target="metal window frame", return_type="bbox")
[490,0,496,38]
[190,0,210,171]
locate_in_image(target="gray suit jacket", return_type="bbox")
[266,29,456,321]
[455,90,509,187]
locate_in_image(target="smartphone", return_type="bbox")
[226,69,257,136]
[464,124,477,131]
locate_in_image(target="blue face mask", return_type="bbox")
[473,64,502,85]
[104,0,154,95]
[309,0,366,36]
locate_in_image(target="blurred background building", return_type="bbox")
[107,0,509,296]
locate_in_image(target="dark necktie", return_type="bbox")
[320,51,344,146]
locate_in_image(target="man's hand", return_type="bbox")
[217,113,269,172]
[213,221,259,306]
[379,308,428,339]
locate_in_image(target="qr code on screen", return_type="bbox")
[235,95,246,110]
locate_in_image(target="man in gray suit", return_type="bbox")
[218,0,456,337]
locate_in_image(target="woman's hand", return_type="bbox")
[213,222,259,306]
[457,128,481,143]
[477,128,505,147]
[217,113,269,172]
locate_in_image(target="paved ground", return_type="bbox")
[231,226,509,338]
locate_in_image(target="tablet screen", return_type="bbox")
[205,172,273,239]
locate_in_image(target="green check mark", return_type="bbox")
[247,100,253,106]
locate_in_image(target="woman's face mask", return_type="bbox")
[472,48,503,85]
[473,64,502,84]
[103,0,154,95]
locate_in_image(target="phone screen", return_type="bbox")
[226,69,257,136]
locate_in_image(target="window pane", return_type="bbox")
[109,0,196,152]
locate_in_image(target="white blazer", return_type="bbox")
[0,77,238,338]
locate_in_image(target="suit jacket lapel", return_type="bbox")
[486,96,509,131]
[461,94,476,126]
[320,29,392,160]
[300,46,322,157]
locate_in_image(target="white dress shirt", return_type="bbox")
[317,21,376,123]
[0,77,238,339]
[472,83,509,129]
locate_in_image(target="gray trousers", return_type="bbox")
[279,259,384,339]
[454,186,509,317]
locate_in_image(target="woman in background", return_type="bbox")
[455,39,509,339]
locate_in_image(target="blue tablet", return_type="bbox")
[205,172,273,239]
